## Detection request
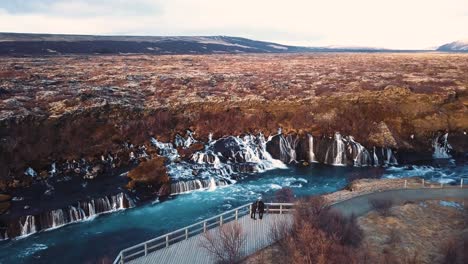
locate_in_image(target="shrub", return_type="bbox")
[369,198,393,217]
[386,227,401,246]
[441,239,458,264]
[200,222,246,264]
[403,251,420,264]
[270,196,365,264]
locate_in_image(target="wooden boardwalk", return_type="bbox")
[128,213,292,264]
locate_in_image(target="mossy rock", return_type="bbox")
[0,202,10,215]
[0,194,11,203]
[127,157,169,190]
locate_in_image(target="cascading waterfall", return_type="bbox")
[324,132,347,166]
[19,215,36,237]
[170,178,227,195]
[163,134,286,195]
[278,135,298,163]
[372,147,379,166]
[208,177,217,191]
[346,136,371,166]
[150,137,179,161]
[308,134,318,163]
[174,130,197,149]
[191,134,286,172]
[5,193,133,239]
[308,133,396,167]
[432,133,452,159]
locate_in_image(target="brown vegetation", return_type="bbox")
[0,193,10,214]
[359,199,467,264]
[1,53,467,183]
[200,222,246,264]
[267,196,365,264]
[369,198,393,217]
[126,156,169,190]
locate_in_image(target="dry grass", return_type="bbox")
[358,199,467,264]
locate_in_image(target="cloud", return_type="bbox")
[0,0,467,49]
[1,0,161,17]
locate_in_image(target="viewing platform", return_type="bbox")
[114,203,294,264]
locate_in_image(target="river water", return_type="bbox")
[0,160,466,264]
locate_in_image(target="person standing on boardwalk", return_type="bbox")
[250,200,257,220]
[258,198,265,220]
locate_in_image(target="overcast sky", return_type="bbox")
[1,0,467,49]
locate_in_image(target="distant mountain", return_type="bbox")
[437,40,468,52]
[0,32,407,56]
[0,33,312,55]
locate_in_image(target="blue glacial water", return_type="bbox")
[0,160,466,264]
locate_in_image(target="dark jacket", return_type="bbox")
[258,201,265,213]
[251,202,257,211]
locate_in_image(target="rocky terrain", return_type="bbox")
[0,52,467,239]
[1,53,467,181]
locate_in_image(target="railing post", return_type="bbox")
[120,252,124,264]
[422,179,425,188]
[203,221,207,233]
[185,228,189,240]
[165,235,169,247]
[404,180,407,189]
[461,179,464,188]
[144,243,148,256]
[280,204,283,214]
[235,209,238,221]
[220,215,223,226]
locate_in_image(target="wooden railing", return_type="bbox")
[113,202,294,264]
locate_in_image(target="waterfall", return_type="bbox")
[189,134,286,177]
[24,167,37,178]
[346,136,371,166]
[278,135,298,163]
[432,133,452,159]
[150,137,179,161]
[50,163,57,176]
[169,178,226,194]
[174,130,196,149]
[208,177,217,191]
[6,193,133,239]
[381,147,398,165]
[51,209,65,228]
[308,134,318,163]
[372,147,379,166]
[324,133,347,166]
[19,215,36,237]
